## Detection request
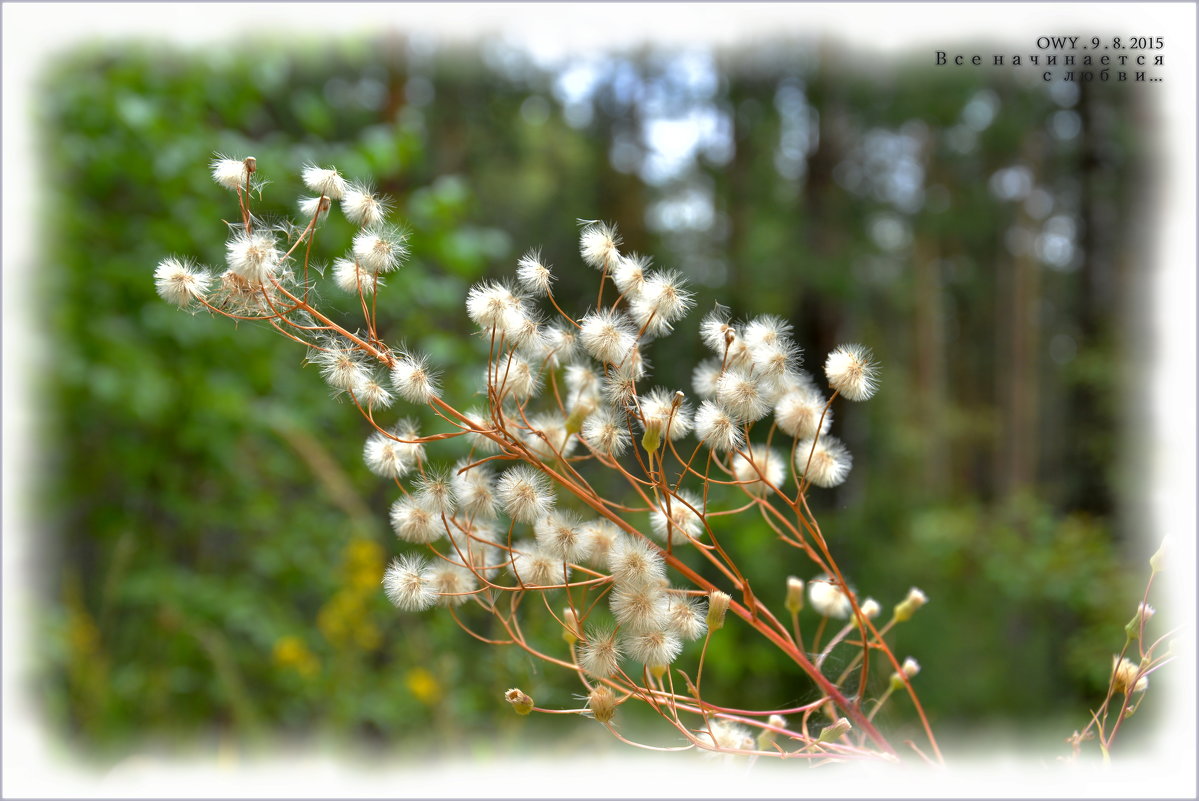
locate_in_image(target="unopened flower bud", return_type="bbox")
[505,687,534,715]
[817,717,852,744]
[641,425,661,454]
[1125,603,1155,639]
[1149,537,1170,573]
[893,587,928,622]
[890,656,921,690]
[784,576,805,615]
[564,399,596,435]
[563,608,581,645]
[757,713,787,750]
[588,685,618,723]
[243,156,256,174]
[707,590,731,631]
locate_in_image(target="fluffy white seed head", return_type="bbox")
[509,542,569,586]
[154,257,212,307]
[487,354,541,402]
[808,575,852,619]
[414,470,456,516]
[332,257,382,294]
[383,554,437,611]
[610,583,669,633]
[316,345,370,393]
[699,306,737,354]
[649,491,704,547]
[795,435,853,488]
[499,305,543,348]
[694,720,755,754]
[448,522,503,578]
[731,446,786,496]
[341,181,391,227]
[579,220,621,271]
[496,466,555,523]
[693,400,745,453]
[390,353,440,404]
[431,564,477,607]
[624,628,683,668]
[515,249,554,297]
[629,270,694,336]
[664,595,708,641]
[301,164,347,200]
[715,369,771,423]
[225,231,281,283]
[581,520,623,566]
[579,627,623,678]
[298,195,332,220]
[750,338,801,381]
[624,345,650,380]
[522,413,576,462]
[355,373,394,410]
[1112,656,1149,694]
[579,309,637,365]
[363,431,415,479]
[389,496,445,544]
[466,281,521,331]
[564,365,601,403]
[390,418,426,466]
[691,358,723,399]
[534,511,593,563]
[607,537,666,588]
[210,155,254,191]
[824,344,879,401]
[743,315,792,349]
[603,362,641,407]
[774,388,832,440]
[581,408,631,457]
[452,463,497,520]
[538,324,580,369]
[611,253,650,296]
[637,388,693,441]
[352,225,408,274]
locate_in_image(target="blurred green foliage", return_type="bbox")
[35,35,1154,760]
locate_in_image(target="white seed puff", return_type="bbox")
[154,257,211,307]
[824,344,879,401]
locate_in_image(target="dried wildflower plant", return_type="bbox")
[154,155,941,764]
[1066,537,1176,762]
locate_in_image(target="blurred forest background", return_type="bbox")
[34,32,1159,762]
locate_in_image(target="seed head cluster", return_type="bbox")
[152,156,921,760]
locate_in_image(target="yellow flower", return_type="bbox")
[273,635,319,678]
[405,667,442,706]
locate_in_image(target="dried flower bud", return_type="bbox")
[816,717,852,744]
[784,576,805,615]
[588,686,618,724]
[505,688,535,715]
[707,590,732,631]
